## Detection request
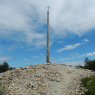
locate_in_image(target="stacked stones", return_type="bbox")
[0,63,62,95]
[66,66,95,95]
[0,63,95,95]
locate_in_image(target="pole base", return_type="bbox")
[45,62,52,65]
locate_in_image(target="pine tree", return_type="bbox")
[2,61,9,72]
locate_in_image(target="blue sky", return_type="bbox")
[0,0,95,68]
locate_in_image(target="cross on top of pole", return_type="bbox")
[47,6,50,11]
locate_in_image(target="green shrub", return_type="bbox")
[0,61,16,73]
[83,57,95,71]
[8,67,16,70]
[2,61,9,71]
[0,65,4,73]
[81,75,95,95]
[0,85,7,95]
[76,57,95,71]
[0,61,9,73]
[75,57,95,95]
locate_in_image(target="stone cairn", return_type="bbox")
[0,63,95,95]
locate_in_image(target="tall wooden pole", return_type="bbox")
[46,6,50,63]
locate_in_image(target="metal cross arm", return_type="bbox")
[47,6,50,11]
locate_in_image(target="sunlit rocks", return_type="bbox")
[0,63,95,95]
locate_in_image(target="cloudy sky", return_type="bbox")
[0,0,95,68]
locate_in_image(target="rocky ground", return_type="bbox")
[0,63,95,95]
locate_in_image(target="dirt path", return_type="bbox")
[43,64,95,95]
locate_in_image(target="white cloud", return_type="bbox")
[63,61,84,66]
[24,58,28,62]
[32,56,39,58]
[0,0,46,49]
[81,39,89,42]
[76,53,80,57]
[59,58,66,61]
[0,57,12,61]
[67,58,70,60]
[75,51,95,58]
[23,58,30,63]
[56,43,81,52]
[69,54,75,59]
[72,57,75,59]
[78,54,86,58]
[34,39,46,48]
[56,57,70,62]
[49,0,95,36]
[0,0,95,50]
[87,52,95,56]
[0,57,12,64]
[51,60,59,63]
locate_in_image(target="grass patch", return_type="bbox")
[76,64,95,95]
[0,84,7,95]
[81,75,95,95]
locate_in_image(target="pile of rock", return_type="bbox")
[0,63,95,95]
[0,63,62,95]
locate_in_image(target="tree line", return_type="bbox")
[0,61,16,73]
[75,57,95,71]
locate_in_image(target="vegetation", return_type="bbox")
[75,57,95,71]
[75,57,95,95]
[8,67,16,70]
[0,84,7,95]
[81,75,95,95]
[0,58,95,94]
[0,61,16,94]
[0,61,16,73]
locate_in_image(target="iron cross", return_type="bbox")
[47,6,50,11]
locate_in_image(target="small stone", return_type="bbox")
[0,63,95,95]
[69,65,72,67]
[0,76,3,80]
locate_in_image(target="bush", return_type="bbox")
[0,61,16,73]
[0,61,9,73]
[0,85,7,95]
[75,64,85,69]
[83,58,95,71]
[75,57,95,95]
[81,75,95,95]
[2,61,9,72]
[0,64,4,73]
[8,67,16,70]
[76,57,95,71]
